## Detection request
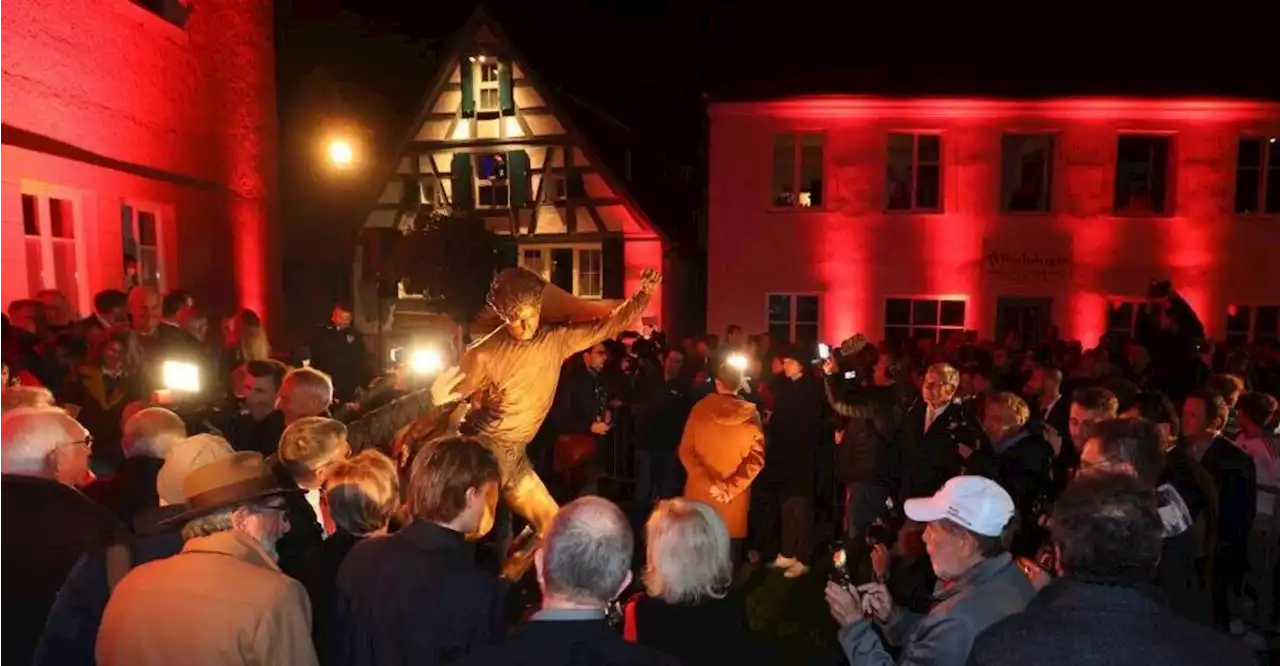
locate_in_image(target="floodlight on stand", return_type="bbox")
[409,347,444,375]
[161,360,201,392]
[726,353,749,372]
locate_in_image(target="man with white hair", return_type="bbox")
[276,367,336,425]
[83,407,187,525]
[35,434,236,666]
[461,496,676,665]
[2,407,122,666]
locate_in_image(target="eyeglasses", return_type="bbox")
[62,436,94,452]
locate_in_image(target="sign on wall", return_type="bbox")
[982,237,1073,289]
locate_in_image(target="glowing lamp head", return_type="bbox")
[818,343,831,360]
[161,360,201,392]
[327,138,354,168]
[726,353,749,372]
[409,348,444,375]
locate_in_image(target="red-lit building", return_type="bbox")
[1,0,279,324]
[707,97,1280,348]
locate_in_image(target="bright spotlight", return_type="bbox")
[327,138,354,168]
[161,360,200,392]
[725,353,749,372]
[408,348,444,375]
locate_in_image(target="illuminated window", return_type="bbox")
[886,133,942,212]
[122,204,164,291]
[518,245,603,298]
[1225,305,1280,346]
[885,298,965,344]
[1001,134,1054,213]
[476,60,501,112]
[545,173,584,201]
[1114,135,1171,215]
[24,194,86,313]
[476,154,509,208]
[767,294,820,344]
[770,134,824,208]
[1235,137,1280,214]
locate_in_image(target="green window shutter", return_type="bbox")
[451,153,473,210]
[459,58,475,118]
[499,58,515,115]
[508,150,530,207]
[602,237,625,299]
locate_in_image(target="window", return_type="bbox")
[770,134,824,208]
[1001,134,1054,212]
[884,298,965,343]
[122,204,163,290]
[1106,298,1152,338]
[1114,135,1171,215]
[24,194,84,313]
[477,59,500,112]
[545,173,584,201]
[886,133,942,212]
[1235,137,1280,214]
[766,294,820,343]
[1225,305,1280,345]
[476,154,509,208]
[518,245,603,298]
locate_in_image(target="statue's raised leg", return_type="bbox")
[498,467,560,581]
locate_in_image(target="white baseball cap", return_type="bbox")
[904,476,1015,537]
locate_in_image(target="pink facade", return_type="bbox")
[708,97,1280,347]
[2,0,278,324]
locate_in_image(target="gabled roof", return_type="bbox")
[361,7,670,245]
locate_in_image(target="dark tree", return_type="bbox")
[398,209,500,326]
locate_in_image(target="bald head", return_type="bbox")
[1,407,90,484]
[122,407,188,459]
[539,497,634,606]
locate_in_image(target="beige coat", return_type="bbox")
[679,392,767,537]
[96,529,318,666]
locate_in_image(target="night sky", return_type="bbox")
[274,0,1278,261]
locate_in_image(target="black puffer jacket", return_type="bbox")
[824,376,908,488]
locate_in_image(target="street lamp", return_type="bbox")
[327,137,355,169]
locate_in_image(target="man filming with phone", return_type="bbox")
[825,476,1035,665]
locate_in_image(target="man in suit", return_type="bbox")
[460,496,675,666]
[969,473,1255,666]
[899,363,984,501]
[77,290,128,339]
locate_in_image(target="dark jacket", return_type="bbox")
[1159,444,1217,625]
[308,529,365,656]
[552,365,607,438]
[898,398,984,500]
[1197,436,1257,548]
[328,521,505,666]
[624,592,767,666]
[459,613,676,666]
[81,455,165,527]
[967,578,1256,666]
[56,365,145,468]
[32,530,183,666]
[310,323,370,401]
[764,372,826,498]
[267,456,325,586]
[222,409,287,457]
[633,379,694,455]
[966,426,1055,557]
[824,378,907,488]
[1,475,122,666]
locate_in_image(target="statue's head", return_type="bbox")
[488,268,546,341]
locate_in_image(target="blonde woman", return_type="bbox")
[623,499,758,664]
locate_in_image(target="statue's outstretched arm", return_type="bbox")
[552,269,662,356]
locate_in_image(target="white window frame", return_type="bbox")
[769,133,825,209]
[886,132,943,213]
[122,201,168,292]
[21,185,90,311]
[517,243,603,299]
[1105,296,1150,337]
[475,153,509,209]
[475,58,501,112]
[883,296,968,343]
[1235,136,1279,215]
[765,293,822,342]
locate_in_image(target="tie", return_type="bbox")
[925,408,936,433]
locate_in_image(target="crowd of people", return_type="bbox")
[2,280,1278,665]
